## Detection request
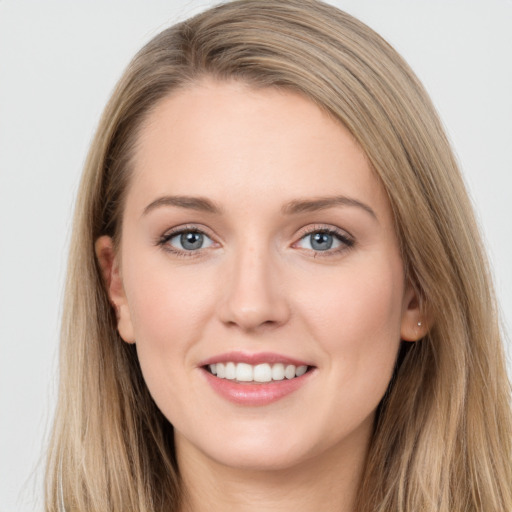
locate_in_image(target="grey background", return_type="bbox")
[1,1,511,510]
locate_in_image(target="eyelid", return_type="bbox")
[159,223,214,238]
[292,224,355,253]
[156,223,354,257]
[157,224,219,256]
[295,223,354,240]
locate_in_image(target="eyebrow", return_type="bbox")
[142,194,377,220]
[142,195,223,216]
[282,196,377,220]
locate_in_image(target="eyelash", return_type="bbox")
[157,225,214,258]
[156,224,355,258]
[294,225,355,256]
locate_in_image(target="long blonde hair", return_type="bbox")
[45,1,512,510]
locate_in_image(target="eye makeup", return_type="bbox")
[155,222,355,260]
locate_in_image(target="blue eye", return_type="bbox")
[165,230,214,251]
[296,229,353,252]
[309,232,335,251]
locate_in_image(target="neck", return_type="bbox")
[176,426,370,512]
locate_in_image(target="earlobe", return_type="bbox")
[95,236,136,343]
[400,283,429,342]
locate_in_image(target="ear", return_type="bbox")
[400,282,429,342]
[95,236,135,343]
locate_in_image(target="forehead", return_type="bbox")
[128,79,389,218]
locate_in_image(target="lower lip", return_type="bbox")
[202,368,315,406]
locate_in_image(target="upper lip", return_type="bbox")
[198,351,313,367]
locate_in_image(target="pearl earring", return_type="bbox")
[417,321,422,327]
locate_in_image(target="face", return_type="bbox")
[97,80,422,473]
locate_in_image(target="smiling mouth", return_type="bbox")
[204,362,312,383]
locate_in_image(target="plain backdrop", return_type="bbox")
[1,1,511,510]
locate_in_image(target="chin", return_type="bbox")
[176,420,320,472]
[206,441,314,472]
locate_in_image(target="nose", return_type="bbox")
[217,243,291,332]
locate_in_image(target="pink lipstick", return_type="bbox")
[198,351,315,406]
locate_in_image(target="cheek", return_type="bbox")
[298,255,404,382]
[125,255,214,341]
[287,256,405,442]
[121,254,217,395]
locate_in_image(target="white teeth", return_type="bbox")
[271,363,285,381]
[216,362,226,378]
[285,364,296,379]
[207,362,310,382]
[225,362,236,380]
[236,363,253,382]
[296,365,308,377]
[254,363,272,382]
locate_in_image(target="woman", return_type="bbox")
[45,1,512,510]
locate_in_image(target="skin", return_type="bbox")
[96,79,425,511]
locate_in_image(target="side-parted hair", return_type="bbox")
[45,1,512,510]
